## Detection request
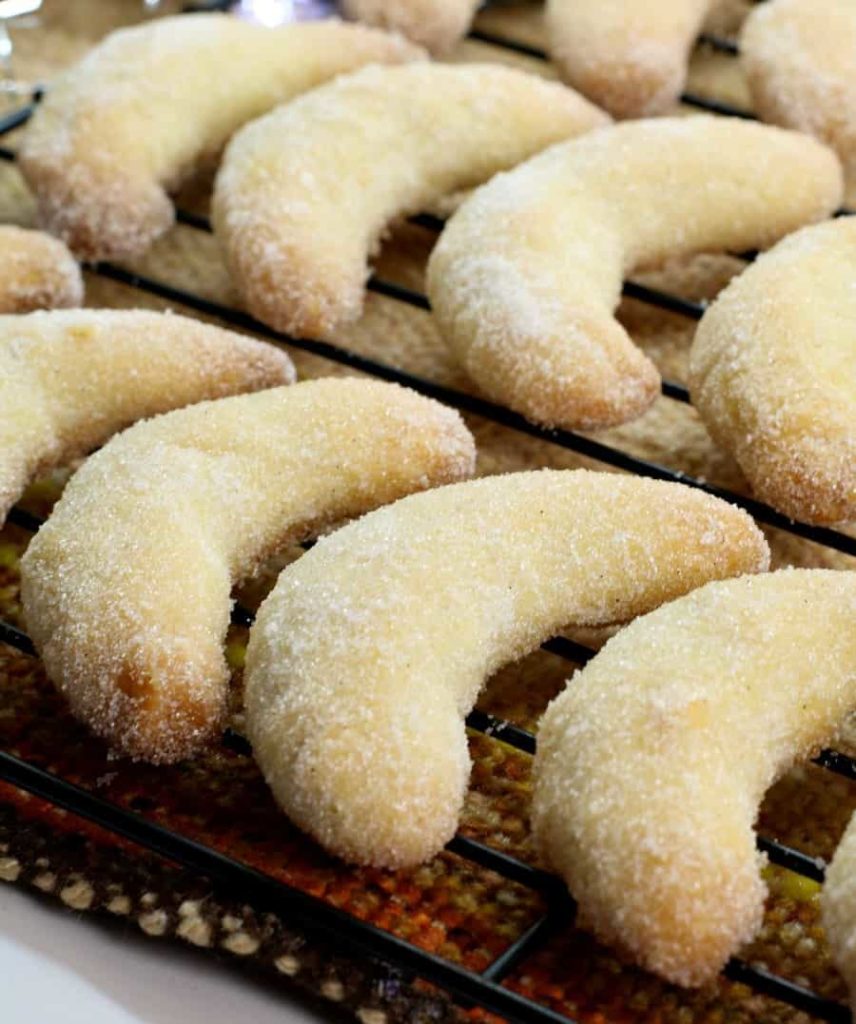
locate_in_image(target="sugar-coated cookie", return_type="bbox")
[546,0,714,118]
[428,117,842,430]
[742,0,856,188]
[0,309,294,525]
[212,62,608,337]
[19,15,422,260]
[21,379,475,763]
[342,0,478,53]
[691,217,856,525]
[245,469,768,868]
[0,226,82,313]
[534,569,856,987]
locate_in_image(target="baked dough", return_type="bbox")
[0,308,294,526]
[742,0,856,189]
[427,117,842,430]
[21,379,475,763]
[823,811,856,1019]
[0,226,82,312]
[19,14,422,260]
[533,569,856,988]
[546,0,714,118]
[212,62,608,337]
[691,217,856,525]
[245,469,768,868]
[341,0,478,53]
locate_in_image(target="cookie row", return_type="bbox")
[2,315,761,847]
[342,0,856,181]
[0,310,750,768]
[17,14,856,527]
[7,326,855,1009]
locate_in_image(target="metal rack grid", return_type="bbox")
[1,14,854,1024]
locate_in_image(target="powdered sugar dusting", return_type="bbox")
[0,308,294,526]
[0,226,82,314]
[741,0,856,192]
[19,15,422,260]
[211,62,608,337]
[546,0,714,118]
[427,116,843,432]
[534,569,856,986]
[342,0,477,53]
[20,377,475,763]
[690,217,856,525]
[244,469,768,868]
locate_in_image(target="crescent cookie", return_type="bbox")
[244,469,768,869]
[741,0,856,188]
[546,0,714,118]
[21,379,475,764]
[427,117,842,431]
[822,813,856,1019]
[0,226,82,313]
[212,63,608,338]
[690,217,856,526]
[533,569,856,988]
[0,308,294,526]
[341,0,478,53]
[19,15,422,260]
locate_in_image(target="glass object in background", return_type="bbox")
[0,0,41,101]
[234,0,336,26]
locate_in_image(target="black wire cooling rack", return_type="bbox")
[1,10,855,1024]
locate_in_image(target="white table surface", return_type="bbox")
[1,882,330,1023]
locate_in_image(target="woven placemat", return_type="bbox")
[2,2,856,1022]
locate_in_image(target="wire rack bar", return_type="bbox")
[698,32,740,56]
[445,834,564,896]
[5,505,42,532]
[0,618,34,655]
[723,960,851,1024]
[539,636,595,663]
[0,100,34,134]
[481,910,566,983]
[815,748,856,783]
[757,836,826,883]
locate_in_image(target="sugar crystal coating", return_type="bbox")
[691,217,856,525]
[427,116,843,431]
[19,15,422,260]
[0,226,82,314]
[211,62,609,338]
[21,378,475,763]
[244,469,768,868]
[342,0,478,53]
[741,0,856,192]
[533,569,856,988]
[546,0,714,118]
[0,308,294,525]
